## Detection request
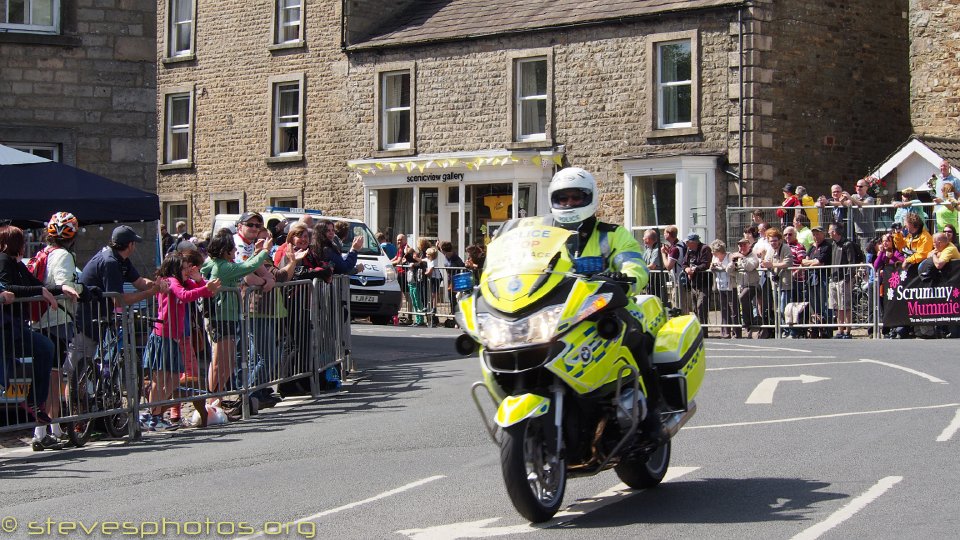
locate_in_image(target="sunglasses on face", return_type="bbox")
[244,222,263,228]
[555,192,585,204]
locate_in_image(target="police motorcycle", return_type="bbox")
[452,217,706,523]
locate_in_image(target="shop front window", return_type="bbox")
[419,187,439,241]
[372,187,413,239]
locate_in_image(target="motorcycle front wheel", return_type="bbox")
[500,416,566,523]
[614,441,671,489]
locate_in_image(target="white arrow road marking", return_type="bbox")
[789,476,903,540]
[707,343,813,353]
[936,408,960,442]
[236,475,445,540]
[860,359,948,384]
[396,467,699,539]
[687,403,960,430]
[745,375,831,404]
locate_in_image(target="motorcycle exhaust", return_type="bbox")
[660,400,697,440]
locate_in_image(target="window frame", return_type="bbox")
[210,192,244,218]
[0,0,60,34]
[6,142,59,161]
[646,30,699,138]
[164,0,197,62]
[374,63,416,155]
[267,73,305,162]
[160,199,191,234]
[270,0,304,49]
[514,57,548,142]
[506,49,553,149]
[267,189,303,209]
[159,84,195,169]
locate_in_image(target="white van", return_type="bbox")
[212,207,401,324]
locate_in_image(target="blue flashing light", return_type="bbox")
[574,256,605,275]
[452,272,475,292]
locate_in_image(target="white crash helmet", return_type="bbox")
[549,167,597,228]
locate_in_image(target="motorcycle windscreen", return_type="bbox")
[481,220,573,312]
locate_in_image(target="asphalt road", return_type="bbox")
[1,327,958,540]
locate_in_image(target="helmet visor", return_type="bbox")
[551,188,592,209]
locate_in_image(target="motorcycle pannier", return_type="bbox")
[651,315,706,406]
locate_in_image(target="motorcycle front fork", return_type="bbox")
[550,380,564,458]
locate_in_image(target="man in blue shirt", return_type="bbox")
[66,226,167,376]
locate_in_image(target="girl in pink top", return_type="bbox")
[141,251,220,430]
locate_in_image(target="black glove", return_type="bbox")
[595,271,628,281]
[80,285,103,302]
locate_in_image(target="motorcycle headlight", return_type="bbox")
[477,304,565,349]
[384,263,398,283]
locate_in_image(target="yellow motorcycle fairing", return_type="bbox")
[545,317,647,396]
[652,315,706,399]
[480,220,574,314]
[495,393,551,428]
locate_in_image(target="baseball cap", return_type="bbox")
[111,225,142,245]
[238,211,263,224]
[685,233,701,242]
[737,237,751,245]
[810,225,824,232]
[782,183,795,193]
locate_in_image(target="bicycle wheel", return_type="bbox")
[64,365,96,448]
[101,368,130,439]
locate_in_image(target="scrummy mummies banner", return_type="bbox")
[882,262,960,326]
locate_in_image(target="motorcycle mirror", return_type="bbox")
[452,272,475,292]
[574,256,605,274]
[455,334,477,356]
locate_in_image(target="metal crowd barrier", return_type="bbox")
[1,277,351,438]
[644,264,878,338]
[396,263,469,327]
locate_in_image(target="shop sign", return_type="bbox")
[405,173,465,183]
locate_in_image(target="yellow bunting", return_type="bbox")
[375,162,384,170]
[466,162,475,170]
[552,155,564,166]
[450,159,460,167]
[347,162,357,169]
[531,156,542,166]
[417,163,426,172]
[389,163,398,172]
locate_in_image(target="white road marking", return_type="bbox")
[236,475,446,540]
[709,356,837,360]
[935,408,960,442]
[707,343,813,353]
[745,375,831,404]
[396,467,699,539]
[687,403,960,430]
[709,360,856,371]
[860,359,948,384]
[789,476,903,540]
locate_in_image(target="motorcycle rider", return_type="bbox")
[548,167,666,440]
[548,167,649,293]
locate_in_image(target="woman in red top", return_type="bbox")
[776,183,802,230]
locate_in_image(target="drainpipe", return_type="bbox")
[738,4,745,208]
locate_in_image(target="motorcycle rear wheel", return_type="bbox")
[614,441,671,489]
[500,417,566,523]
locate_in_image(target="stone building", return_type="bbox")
[0,0,158,267]
[157,0,911,252]
[908,0,960,138]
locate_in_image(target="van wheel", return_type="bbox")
[370,315,391,325]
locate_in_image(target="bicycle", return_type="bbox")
[63,317,130,446]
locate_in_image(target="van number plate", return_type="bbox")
[351,294,378,303]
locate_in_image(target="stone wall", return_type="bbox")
[346,11,738,225]
[0,0,158,270]
[749,0,911,206]
[157,0,361,234]
[909,0,960,137]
